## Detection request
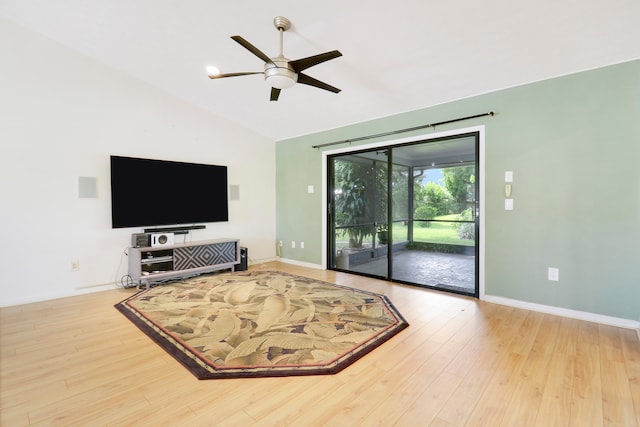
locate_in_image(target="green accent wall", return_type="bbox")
[277,59,640,321]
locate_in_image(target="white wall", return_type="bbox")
[0,18,276,306]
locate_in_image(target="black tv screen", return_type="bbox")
[110,155,228,228]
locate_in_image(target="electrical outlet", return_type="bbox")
[279,240,283,247]
[300,241,305,249]
[291,241,296,248]
[70,260,80,272]
[548,267,559,281]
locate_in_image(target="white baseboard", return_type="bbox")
[246,256,281,268]
[277,257,323,270]
[484,294,640,332]
[1,283,120,308]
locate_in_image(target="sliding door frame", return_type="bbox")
[321,125,486,299]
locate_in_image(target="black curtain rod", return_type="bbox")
[312,111,494,149]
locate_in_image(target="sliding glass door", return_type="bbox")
[328,133,479,297]
[329,149,389,278]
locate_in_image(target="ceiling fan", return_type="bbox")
[208,16,342,101]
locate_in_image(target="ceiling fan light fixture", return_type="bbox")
[205,65,220,76]
[266,74,296,89]
[264,59,297,89]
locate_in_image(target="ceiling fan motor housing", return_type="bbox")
[265,57,298,89]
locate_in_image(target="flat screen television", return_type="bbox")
[110,155,228,228]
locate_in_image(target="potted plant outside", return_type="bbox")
[376,224,388,245]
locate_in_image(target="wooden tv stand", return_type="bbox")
[128,238,240,288]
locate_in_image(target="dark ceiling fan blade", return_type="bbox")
[208,72,264,79]
[230,36,273,64]
[270,87,281,102]
[297,73,341,94]
[289,50,342,73]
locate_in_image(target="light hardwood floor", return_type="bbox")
[1,261,639,426]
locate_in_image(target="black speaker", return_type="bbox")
[237,247,248,271]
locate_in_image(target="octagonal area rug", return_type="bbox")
[115,270,409,379]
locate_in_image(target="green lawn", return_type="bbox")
[393,218,474,246]
[335,214,475,247]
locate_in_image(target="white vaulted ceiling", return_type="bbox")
[2,0,639,141]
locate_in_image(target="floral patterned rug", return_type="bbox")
[115,270,409,379]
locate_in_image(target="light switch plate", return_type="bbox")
[505,171,513,183]
[505,199,514,210]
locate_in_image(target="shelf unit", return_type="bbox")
[128,238,240,288]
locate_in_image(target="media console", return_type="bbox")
[128,238,240,288]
